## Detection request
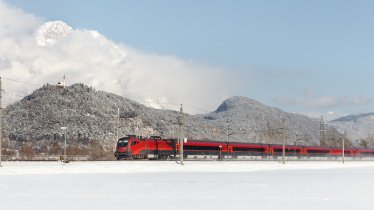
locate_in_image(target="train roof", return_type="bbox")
[121,135,374,150]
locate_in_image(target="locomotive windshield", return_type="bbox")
[117,137,129,147]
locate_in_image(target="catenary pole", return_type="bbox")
[179,104,184,165]
[282,118,286,164]
[117,107,119,141]
[342,132,345,164]
[64,129,67,160]
[60,127,67,162]
[227,119,229,142]
[0,77,2,167]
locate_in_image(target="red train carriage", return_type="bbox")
[357,149,374,157]
[303,146,331,157]
[330,148,359,157]
[180,140,227,159]
[229,142,269,158]
[269,145,304,158]
[115,135,374,160]
[348,149,359,156]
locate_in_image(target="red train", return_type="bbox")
[114,135,374,160]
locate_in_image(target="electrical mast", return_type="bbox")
[0,77,2,167]
[320,115,325,145]
[178,104,184,165]
[117,108,120,141]
[282,118,286,164]
[226,119,229,142]
[342,131,345,164]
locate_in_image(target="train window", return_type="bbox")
[233,147,264,152]
[117,140,128,147]
[361,152,374,155]
[184,145,220,151]
[307,150,329,154]
[131,141,139,146]
[184,145,192,150]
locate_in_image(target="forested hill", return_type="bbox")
[2,83,344,156]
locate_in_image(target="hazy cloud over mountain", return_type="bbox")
[0,0,233,113]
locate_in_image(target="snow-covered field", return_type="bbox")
[1,160,374,210]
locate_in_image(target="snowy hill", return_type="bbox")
[2,84,342,158]
[328,113,374,147]
[202,96,344,146]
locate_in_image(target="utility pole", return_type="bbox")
[60,127,67,162]
[64,129,67,160]
[117,107,120,141]
[0,77,2,167]
[226,119,229,142]
[178,104,184,165]
[59,77,68,163]
[320,115,325,145]
[342,131,345,164]
[282,118,286,164]
[219,145,222,160]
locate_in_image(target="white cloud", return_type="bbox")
[298,110,345,121]
[273,93,371,110]
[0,1,233,113]
[352,95,370,105]
[306,96,340,108]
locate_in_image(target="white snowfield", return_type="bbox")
[0,161,374,210]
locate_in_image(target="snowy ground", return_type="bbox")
[0,160,374,210]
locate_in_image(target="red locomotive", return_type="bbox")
[114,135,374,160]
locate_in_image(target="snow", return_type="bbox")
[328,113,374,145]
[1,161,374,210]
[36,20,72,46]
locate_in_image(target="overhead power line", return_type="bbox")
[2,90,24,98]
[2,96,21,101]
[138,100,211,113]
[183,104,211,113]
[2,77,40,87]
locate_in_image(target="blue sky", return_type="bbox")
[4,0,374,119]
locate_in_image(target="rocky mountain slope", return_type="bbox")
[2,83,343,157]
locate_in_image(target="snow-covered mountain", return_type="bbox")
[2,84,343,158]
[328,113,374,146]
[202,96,325,145]
[36,20,72,46]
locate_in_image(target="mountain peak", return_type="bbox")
[331,113,374,123]
[23,83,94,101]
[36,20,72,46]
[214,96,260,113]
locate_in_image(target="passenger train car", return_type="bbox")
[114,135,374,160]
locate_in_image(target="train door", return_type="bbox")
[228,146,233,154]
[171,140,177,158]
[154,139,159,159]
[176,143,180,153]
[145,139,149,159]
[145,139,158,159]
[304,148,309,159]
[264,147,269,154]
[269,148,274,157]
